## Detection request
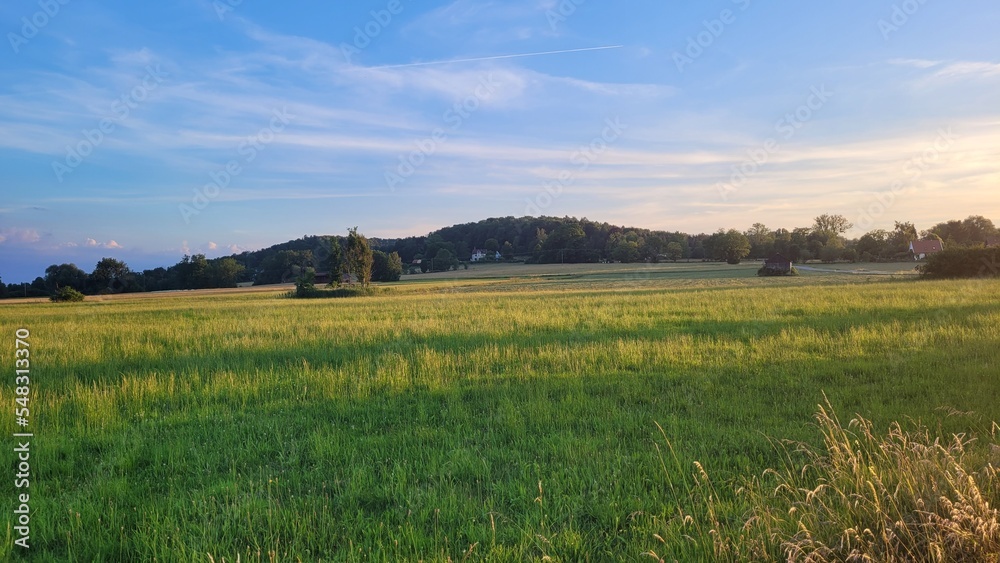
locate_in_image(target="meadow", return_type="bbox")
[1,262,998,561]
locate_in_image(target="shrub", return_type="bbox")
[757,266,799,277]
[920,247,1000,279]
[294,271,316,297]
[287,287,381,299]
[50,286,85,302]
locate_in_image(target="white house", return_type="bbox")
[470,249,502,262]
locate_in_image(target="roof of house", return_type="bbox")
[765,253,792,265]
[986,236,1000,248]
[910,240,944,254]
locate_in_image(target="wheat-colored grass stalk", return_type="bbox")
[670,397,1000,562]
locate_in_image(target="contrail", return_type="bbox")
[363,45,624,70]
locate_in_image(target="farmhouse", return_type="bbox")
[470,249,501,262]
[909,239,943,260]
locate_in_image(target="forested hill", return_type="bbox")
[186,215,695,286]
[5,214,997,297]
[387,216,693,266]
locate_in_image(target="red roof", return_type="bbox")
[910,240,943,254]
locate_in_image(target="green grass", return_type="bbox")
[1,263,998,561]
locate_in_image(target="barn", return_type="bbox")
[760,253,793,275]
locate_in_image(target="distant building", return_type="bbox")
[909,239,944,260]
[761,253,793,275]
[236,281,254,288]
[986,236,1000,248]
[470,249,501,262]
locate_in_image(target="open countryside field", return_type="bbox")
[2,263,998,561]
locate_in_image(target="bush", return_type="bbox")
[757,266,799,277]
[50,286,85,302]
[294,271,316,297]
[920,247,1000,279]
[287,287,381,299]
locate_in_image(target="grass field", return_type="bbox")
[2,262,998,561]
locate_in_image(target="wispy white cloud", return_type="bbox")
[889,58,1000,82]
[888,58,942,69]
[933,60,1000,80]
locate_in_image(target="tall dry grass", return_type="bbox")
[652,399,1000,562]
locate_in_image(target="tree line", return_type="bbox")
[1,214,996,298]
[0,228,401,299]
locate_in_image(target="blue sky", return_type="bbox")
[1,0,998,282]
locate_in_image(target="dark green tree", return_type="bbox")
[431,248,458,271]
[712,229,751,264]
[258,250,313,285]
[501,241,514,260]
[372,251,403,282]
[91,258,132,293]
[322,236,344,284]
[665,242,684,262]
[44,263,89,292]
[346,227,374,287]
[209,257,246,288]
[856,229,891,262]
[745,223,775,259]
[541,221,589,263]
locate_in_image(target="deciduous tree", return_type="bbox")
[346,227,374,287]
[91,258,132,293]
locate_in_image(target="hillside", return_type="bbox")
[4,214,997,298]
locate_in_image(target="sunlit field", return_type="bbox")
[2,263,998,561]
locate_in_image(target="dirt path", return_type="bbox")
[796,265,919,276]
